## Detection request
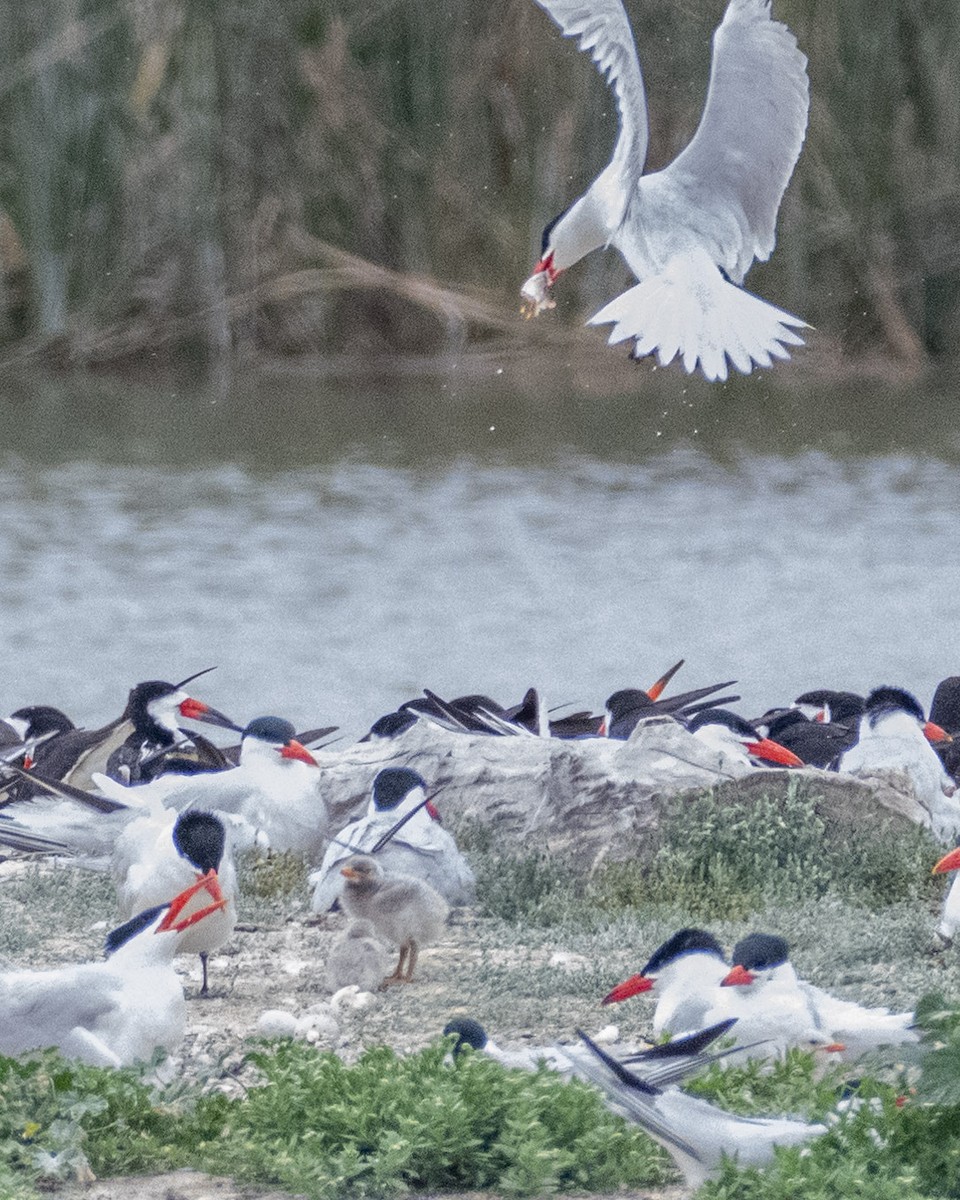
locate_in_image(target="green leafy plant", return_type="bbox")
[0,1039,671,1199]
[472,780,941,928]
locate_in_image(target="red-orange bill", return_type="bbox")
[721,964,756,987]
[601,973,654,1005]
[156,870,227,933]
[646,659,684,702]
[745,738,804,767]
[280,739,319,766]
[924,721,952,744]
[933,847,960,875]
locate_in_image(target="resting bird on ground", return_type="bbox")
[721,932,916,1061]
[443,1014,739,1082]
[309,767,475,911]
[755,708,856,768]
[324,919,389,993]
[838,686,959,840]
[339,855,448,985]
[686,709,804,768]
[0,874,227,1067]
[93,715,329,857]
[604,928,845,1063]
[520,0,810,381]
[446,1016,829,1188]
[573,1029,829,1189]
[602,927,729,1036]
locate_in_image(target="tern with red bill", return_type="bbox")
[0,875,226,1067]
[838,686,959,840]
[602,928,729,1038]
[310,767,475,912]
[686,708,805,768]
[113,809,237,995]
[721,932,915,1061]
[93,715,330,858]
[520,0,809,381]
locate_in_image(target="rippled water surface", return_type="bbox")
[1,369,958,739]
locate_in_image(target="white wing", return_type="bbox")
[532,0,649,176]
[662,0,809,279]
[0,965,119,1056]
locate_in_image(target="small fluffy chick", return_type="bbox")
[339,855,448,984]
[324,919,389,993]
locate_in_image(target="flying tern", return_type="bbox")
[520,0,810,380]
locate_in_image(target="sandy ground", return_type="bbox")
[3,862,683,1199]
[5,854,958,1200]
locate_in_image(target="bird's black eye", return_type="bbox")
[541,205,570,256]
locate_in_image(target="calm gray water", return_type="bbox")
[1,368,958,740]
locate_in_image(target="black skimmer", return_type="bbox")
[520,0,809,380]
[757,708,856,768]
[686,709,805,768]
[793,689,865,728]
[2,672,237,801]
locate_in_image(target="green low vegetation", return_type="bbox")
[0,1039,671,1197]
[3,1015,960,1200]
[1,780,958,1197]
[470,778,943,926]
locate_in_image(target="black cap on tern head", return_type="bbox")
[864,686,925,725]
[730,932,790,971]
[372,767,427,811]
[686,708,757,737]
[641,928,725,975]
[443,1017,489,1055]
[243,716,297,744]
[172,811,226,874]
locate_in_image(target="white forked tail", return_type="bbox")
[587,251,809,382]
